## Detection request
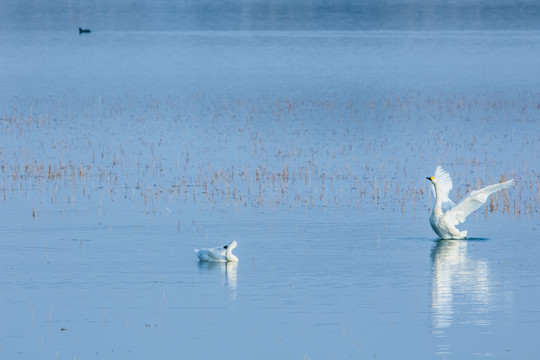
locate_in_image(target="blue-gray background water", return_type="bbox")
[1,1,539,359]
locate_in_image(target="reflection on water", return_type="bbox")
[431,240,491,355]
[197,262,238,299]
[224,262,238,298]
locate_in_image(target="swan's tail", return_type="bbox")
[194,249,206,261]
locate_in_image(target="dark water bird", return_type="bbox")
[79,27,91,34]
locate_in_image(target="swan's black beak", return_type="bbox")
[426,176,433,181]
[223,245,228,249]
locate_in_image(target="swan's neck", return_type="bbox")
[433,184,443,216]
[226,248,238,262]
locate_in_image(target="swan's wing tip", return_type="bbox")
[495,178,516,191]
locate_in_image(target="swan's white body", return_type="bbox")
[427,166,514,239]
[194,241,238,262]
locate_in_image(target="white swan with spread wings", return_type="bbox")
[426,166,514,239]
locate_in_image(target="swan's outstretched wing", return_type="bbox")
[431,166,456,210]
[446,179,515,224]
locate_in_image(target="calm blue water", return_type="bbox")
[2,30,540,102]
[1,1,540,359]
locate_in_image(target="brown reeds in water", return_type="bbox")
[0,93,537,219]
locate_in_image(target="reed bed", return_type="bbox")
[0,92,538,220]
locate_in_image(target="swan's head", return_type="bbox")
[426,166,452,189]
[426,174,441,185]
[223,241,237,250]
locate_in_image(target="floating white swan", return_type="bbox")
[426,166,515,239]
[194,241,238,262]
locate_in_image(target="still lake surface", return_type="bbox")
[1,1,540,359]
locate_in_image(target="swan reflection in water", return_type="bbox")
[431,240,492,354]
[431,239,513,356]
[197,261,238,299]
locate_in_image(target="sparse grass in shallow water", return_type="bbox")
[0,93,537,220]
